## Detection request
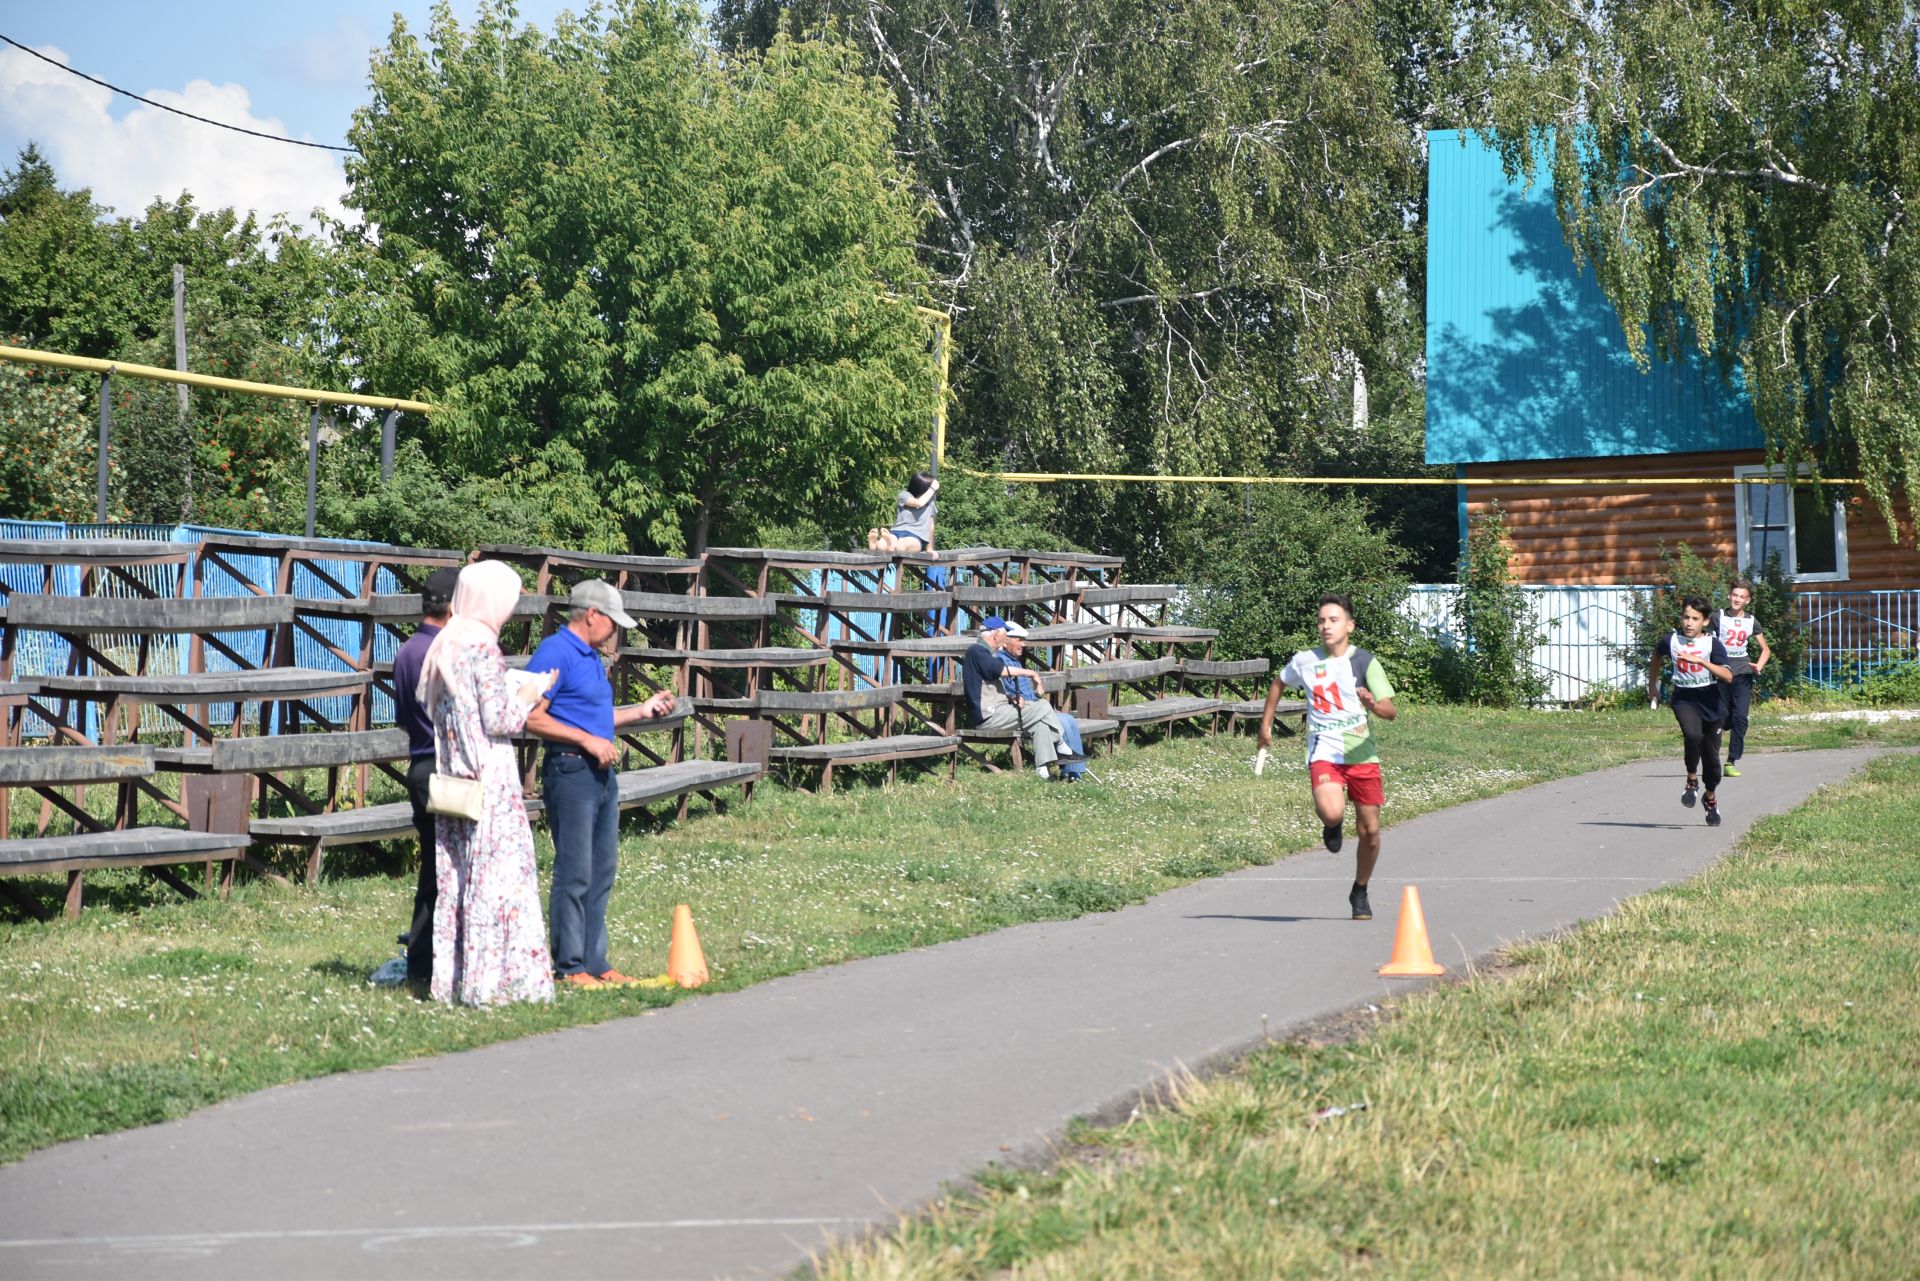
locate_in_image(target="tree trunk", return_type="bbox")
[691,471,716,555]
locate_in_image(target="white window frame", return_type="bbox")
[1732,463,1849,583]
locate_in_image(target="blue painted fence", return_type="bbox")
[2,519,407,736]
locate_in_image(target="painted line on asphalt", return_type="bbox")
[0,1215,870,1252]
[1237,876,1659,883]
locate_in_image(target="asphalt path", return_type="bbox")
[0,747,1887,1281]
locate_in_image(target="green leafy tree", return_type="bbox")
[1452,0,1920,535]
[317,437,626,554]
[0,349,103,522]
[1444,503,1548,705]
[0,147,329,526]
[719,0,1453,578]
[336,2,938,555]
[1183,486,1426,692]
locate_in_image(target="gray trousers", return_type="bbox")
[976,700,1063,766]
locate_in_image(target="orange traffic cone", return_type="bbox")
[666,903,710,989]
[1378,885,1446,977]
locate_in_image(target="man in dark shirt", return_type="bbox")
[526,580,677,989]
[390,566,461,983]
[961,615,1073,777]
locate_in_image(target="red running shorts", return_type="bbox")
[1309,760,1384,807]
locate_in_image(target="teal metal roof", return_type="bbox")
[1425,130,1763,465]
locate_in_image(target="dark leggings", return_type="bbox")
[1726,672,1754,762]
[1672,699,1723,793]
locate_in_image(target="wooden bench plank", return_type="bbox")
[1228,698,1309,720]
[1063,656,1179,686]
[248,804,426,845]
[1020,622,1117,644]
[768,734,959,762]
[1018,549,1126,569]
[1118,625,1218,641]
[198,533,464,561]
[620,646,830,667]
[951,581,1077,605]
[0,828,251,871]
[1109,696,1225,724]
[829,635,975,656]
[292,595,427,620]
[474,544,702,576]
[248,758,758,847]
[0,745,156,786]
[614,760,761,806]
[1183,658,1271,679]
[0,538,193,566]
[1079,583,1176,606]
[32,668,372,699]
[623,591,776,620]
[209,729,410,773]
[5,593,296,632]
[756,687,902,713]
[823,590,952,613]
[704,547,892,568]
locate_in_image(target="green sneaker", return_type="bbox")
[1723,763,1741,777]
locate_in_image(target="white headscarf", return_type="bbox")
[416,559,523,711]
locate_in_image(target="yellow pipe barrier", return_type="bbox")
[965,467,1861,487]
[0,344,438,414]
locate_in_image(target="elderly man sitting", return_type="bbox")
[999,621,1092,781]
[961,615,1080,778]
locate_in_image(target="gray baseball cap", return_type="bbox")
[568,579,636,629]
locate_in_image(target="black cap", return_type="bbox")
[422,566,461,614]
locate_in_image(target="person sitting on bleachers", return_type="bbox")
[998,622,1088,781]
[961,616,1074,779]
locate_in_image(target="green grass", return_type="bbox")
[805,752,1920,1281]
[1,700,1915,1166]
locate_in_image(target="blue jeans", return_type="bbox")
[543,750,620,976]
[1057,713,1088,779]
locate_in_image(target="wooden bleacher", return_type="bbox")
[4,594,372,746]
[0,745,253,919]
[1063,655,1225,747]
[741,687,958,793]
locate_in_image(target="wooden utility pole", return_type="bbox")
[173,263,194,519]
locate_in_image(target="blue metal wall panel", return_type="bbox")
[1425,130,1765,466]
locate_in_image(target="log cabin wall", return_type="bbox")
[1462,452,1918,589]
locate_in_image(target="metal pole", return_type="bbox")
[380,409,398,482]
[928,320,948,476]
[306,406,319,539]
[96,371,112,521]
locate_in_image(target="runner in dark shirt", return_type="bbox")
[1647,595,1735,827]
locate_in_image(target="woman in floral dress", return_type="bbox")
[415,559,557,1006]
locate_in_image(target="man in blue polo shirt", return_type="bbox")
[525,580,677,989]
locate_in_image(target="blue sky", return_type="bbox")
[0,2,579,229]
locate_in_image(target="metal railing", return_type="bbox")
[1403,584,1920,702]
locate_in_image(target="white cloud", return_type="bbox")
[0,41,348,234]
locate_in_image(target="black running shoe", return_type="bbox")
[1323,821,1344,854]
[1681,779,1699,808]
[1349,883,1373,920]
[1704,799,1722,827]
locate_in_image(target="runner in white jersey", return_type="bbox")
[1256,593,1397,921]
[1711,578,1772,776]
[1648,594,1735,827]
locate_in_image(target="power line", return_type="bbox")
[0,33,357,154]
